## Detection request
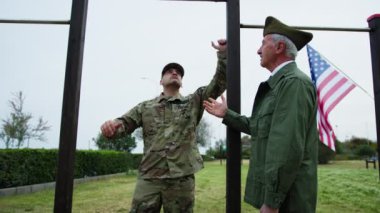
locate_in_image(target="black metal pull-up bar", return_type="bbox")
[0,19,70,25]
[241,23,370,32]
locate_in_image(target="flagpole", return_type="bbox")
[367,14,380,181]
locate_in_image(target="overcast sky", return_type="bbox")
[0,0,378,152]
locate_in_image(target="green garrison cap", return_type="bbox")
[162,62,184,78]
[263,16,313,51]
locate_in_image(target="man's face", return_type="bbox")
[160,68,182,88]
[257,35,277,70]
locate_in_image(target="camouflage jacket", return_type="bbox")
[117,52,226,179]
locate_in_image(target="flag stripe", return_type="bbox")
[320,75,348,104]
[318,107,334,147]
[325,84,356,115]
[317,69,339,93]
[320,77,350,116]
[322,80,352,112]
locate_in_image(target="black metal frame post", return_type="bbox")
[367,14,380,181]
[53,0,88,212]
[226,0,241,212]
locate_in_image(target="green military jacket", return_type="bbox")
[223,62,318,212]
[117,52,226,179]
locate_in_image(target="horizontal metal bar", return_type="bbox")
[240,24,370,33]
[0,19,70,25]
[162,0,226,2]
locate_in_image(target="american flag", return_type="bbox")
[307,45,356,151]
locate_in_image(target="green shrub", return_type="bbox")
[74,150,132,178]
[0,149,57,188]
[334,154,349,161]
[318,142,335,164]
[130,154,143,170]
[354,145,376,159]
[0,149,133,188]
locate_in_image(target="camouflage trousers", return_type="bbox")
[130,174,195,213]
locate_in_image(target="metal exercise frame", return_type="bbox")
[0,0,379,212]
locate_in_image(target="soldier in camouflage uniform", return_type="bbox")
[100,39,227,213]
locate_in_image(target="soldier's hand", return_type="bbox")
[211,39,227,52]
[203,95,227,118]
[101,120,122,138]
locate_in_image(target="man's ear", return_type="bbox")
[160,79,163,85]
[276,42,286,54]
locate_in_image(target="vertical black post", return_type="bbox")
[226,0,241,212]
[368,14,380,181]
[54,0,88,212]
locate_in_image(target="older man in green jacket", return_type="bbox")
[204,16,318,213]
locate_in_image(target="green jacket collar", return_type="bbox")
[267,62,298,89]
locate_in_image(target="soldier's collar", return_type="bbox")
[157,92,185,102]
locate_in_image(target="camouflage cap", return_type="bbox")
[161,63,184,78]
[263,16,313,51]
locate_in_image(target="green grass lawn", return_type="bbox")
[0,160,379,212]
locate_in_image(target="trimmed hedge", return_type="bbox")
[0,149,218,189]
[0,149,133,189]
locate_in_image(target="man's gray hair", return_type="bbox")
[271,34,298,59]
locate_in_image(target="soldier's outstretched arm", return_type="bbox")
[198,39,227,101]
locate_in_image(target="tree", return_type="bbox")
[334,139,343,154]
[196,118,211,147]
[337,137,377,159]
[0,91,50,148]
[93,133,137,152]
[344,137,375,149]
[205,138,226,159]
[355,145,376,158]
